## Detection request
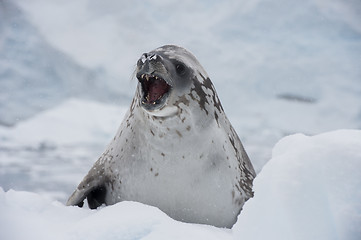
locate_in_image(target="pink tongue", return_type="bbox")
[148,80,169,102]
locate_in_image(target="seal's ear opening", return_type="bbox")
[87,185,107,209]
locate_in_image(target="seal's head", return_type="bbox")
[136,45,207,117]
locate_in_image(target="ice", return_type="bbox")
[3,0,361,167]
[0,99,127,202]
[0,0,126,126]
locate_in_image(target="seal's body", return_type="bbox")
[67,45,255,228]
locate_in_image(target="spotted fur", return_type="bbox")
[67,45,256,228]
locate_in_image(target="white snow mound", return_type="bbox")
[234,129,361,240]
[0,191,232,240]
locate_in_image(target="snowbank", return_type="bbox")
[0,189,232,240]
[234,130,361,240]
[1,130,360,239]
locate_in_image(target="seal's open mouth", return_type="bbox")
[138,74,171,106]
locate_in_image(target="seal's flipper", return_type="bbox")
[66,165,108,209]
[87,185,107,209]
[66,180,108,209]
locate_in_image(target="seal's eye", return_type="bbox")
[175,63,186,75]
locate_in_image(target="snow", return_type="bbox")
[1,129,360,239]
[0,189,232,240]
[1,0,361,239]
[234,130,361,240]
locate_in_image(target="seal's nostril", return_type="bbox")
[139,53,160,65]
[149,54,156,59]
[139,53,148,64]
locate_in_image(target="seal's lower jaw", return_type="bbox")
[137,73,172,113]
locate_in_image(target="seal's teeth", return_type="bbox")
[141,100,145,104]
[141,74,145,79]
[145,75,150,81]
[155,76,158,80]
[152,101,156,105]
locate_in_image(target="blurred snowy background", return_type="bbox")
[0,0,360,238]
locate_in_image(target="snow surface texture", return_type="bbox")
[234,130,361,240]
[1,130,360,240]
